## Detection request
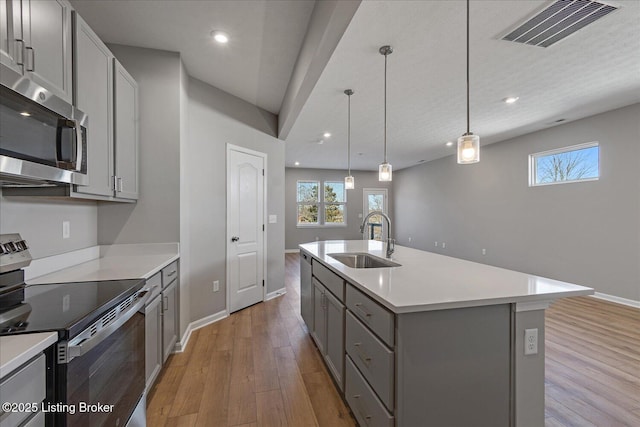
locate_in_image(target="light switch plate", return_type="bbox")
[268,215,277,224]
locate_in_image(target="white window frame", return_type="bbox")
[296,180,347,228]
[323,181,347,228]
[296,180,319,226]
[529,141,600,187]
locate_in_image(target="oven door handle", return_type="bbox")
[62,289,150,363]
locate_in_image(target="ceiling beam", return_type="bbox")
[278,0,361,141]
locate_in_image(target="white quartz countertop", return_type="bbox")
[0,332,57,378]
[26,243,179,285]
[300,240,593,313]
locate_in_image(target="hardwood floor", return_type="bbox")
[147,253,640,427]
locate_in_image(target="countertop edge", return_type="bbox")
[0,332,57,378]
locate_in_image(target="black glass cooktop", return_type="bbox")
[0,279,145,339]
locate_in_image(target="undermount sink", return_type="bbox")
[328,252,401,269]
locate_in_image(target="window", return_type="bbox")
[529,142,599,187]
[324,181,346,225]
[363,188,388,240]
[296,180,346,226]
[297,181,319,225]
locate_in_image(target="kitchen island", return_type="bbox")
[299,240,593,427]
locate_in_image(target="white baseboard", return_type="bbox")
[173,309,228,353]
[266,287,286,300]
[591,292,640,309]
[285,249,299,254]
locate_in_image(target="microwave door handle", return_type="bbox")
[74,121,83,172]
[64,289,150,362]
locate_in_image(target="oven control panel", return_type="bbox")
[0,233,32,273]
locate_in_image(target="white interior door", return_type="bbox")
[227,145,265,313]
[363,188,388,241]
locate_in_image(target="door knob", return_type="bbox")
[231,236,240,242]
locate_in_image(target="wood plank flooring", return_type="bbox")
[147,253,640,426]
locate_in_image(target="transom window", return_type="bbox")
[529,142,600,187]
[297,180,346,226]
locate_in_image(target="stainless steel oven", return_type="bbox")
[0,80,88,186]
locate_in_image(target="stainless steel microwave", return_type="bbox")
[0,79,88,186]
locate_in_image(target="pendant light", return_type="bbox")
[344,89,355,190]
[457,0,480,164]
[379,45,393,181]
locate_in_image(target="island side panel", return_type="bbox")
[513,307,546,427]
[396,304,511,427]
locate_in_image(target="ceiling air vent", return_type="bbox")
[502,0,618,48]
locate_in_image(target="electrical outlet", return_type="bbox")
[442,242,446,249]
[62,221,70,239]
[408,236,412,242]
[435,241,438,247]
[524,328,538,355]
[482,248,487,255]
[213,280,220,292]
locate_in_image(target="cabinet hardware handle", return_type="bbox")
[117,177,123,192]
[167,270,176,277]
[163,296,168,311]
[15,39,24,66]
[354,303,372,318]
[352,396,372,422]
[231,236,240,242]
[25,46,34,71]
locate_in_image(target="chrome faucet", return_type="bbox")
[360,210,395,258]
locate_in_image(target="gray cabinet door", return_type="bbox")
[113,59,139,200]
[73,13,114,197]
[0,0,23,74]
[161,280,178,363]
[23,0,73,103]
[145,294,162,390]
[300,252,313,331]
[311,279,326,354]
[324,288,345,391]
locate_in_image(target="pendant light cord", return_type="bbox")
[466,0,470,135]
[347,92,351,175]
[384,51,388,163]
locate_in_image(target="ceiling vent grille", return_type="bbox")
[502,0,618,48]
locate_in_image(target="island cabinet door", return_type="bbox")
[300,252,313,331]
[324,288,345,391]
[311,279,326,354]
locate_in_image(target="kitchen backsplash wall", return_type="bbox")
[0,191,97,259]
[394,103,640,302]
[284,168,393,249]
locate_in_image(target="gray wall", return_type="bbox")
[98,44,181,245]
[394,104,640,301]
[0,193,97,258]
[187,77,285,321]
[285,168,393,249]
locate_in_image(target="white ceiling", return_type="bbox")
[69,0,315,114]
[70,0,640,172]
[285,0,640,171]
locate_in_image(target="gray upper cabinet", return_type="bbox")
[73,13,114,198]
[113,60,139,200]
[0,0,73,103]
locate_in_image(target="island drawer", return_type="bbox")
[312,260,344,302]
[346,356,394,427]
[346,311,394,411]
[346,284,395,346]
[162,260,179,286]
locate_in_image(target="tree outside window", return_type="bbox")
[296,180,346,226]
[297,181,318,225]
[530,143,599,187]
[324,181,345,225]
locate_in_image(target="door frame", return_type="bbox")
[362,188,388,240]
[226,143,268,313]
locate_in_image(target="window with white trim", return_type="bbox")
[296,180,346,226]
[529,142,600,187]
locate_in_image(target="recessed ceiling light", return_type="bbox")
[211,30,229,44]
[503,96,519,104]
[20,112,31,117]
[446,141,454,147]
[294,161,300,166]
[323,132,331,138]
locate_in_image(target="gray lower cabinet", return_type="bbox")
[311,272,345,391]
[299,250,313,331]
[144,260,180,390]
[0,354,46,427]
